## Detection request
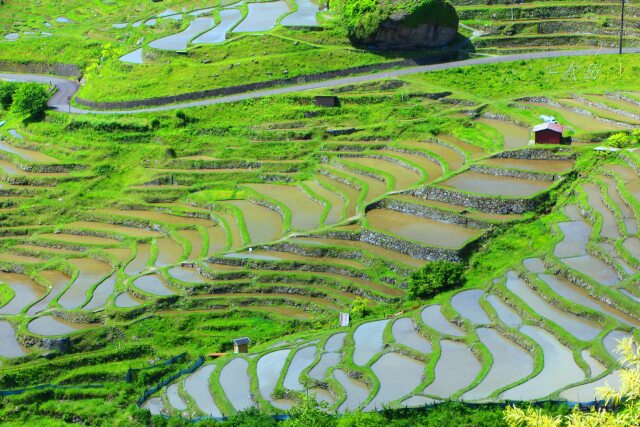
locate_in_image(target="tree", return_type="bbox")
[408,261,465,299]
[504,337,640,427]
[11,83,49,118]
[0,81,18,110]
[283,394,336,427]
[337,411,385,426]
[350,297,371,319]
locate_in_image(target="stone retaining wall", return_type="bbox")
[0,60,79,77]
[368,198,492,229]
[360,229,462,262]
[469,164,558,181]
[490,147,576,161]
[408,186,543,214]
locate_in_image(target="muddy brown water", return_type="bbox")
[399,141,464,171]
[0,159,66,177]
[316,175,359,219]
[283,346,317,391]
[225,200,283,244]
[83,274,116,310]
[366,208,481,249]
[501,326,585,400]
[133,275,175,296]
[554,221,591,258]
[0,253,45,264]
[184,364,221,417]
[584,183,620,240]
[450,289,490,325]
[421,305,465,336]
[335,369,370,412]
[0,321,26,358]
[440,171,550,197]
[215,212,245,250]
[12,244,79,256]
[540,273,639,327]
[561,255,620,286]
[323,164,387,203]
[365,352,425,410]
[246,184,324,231]
[436,135,485,159]
[0,271,46,315]
[392,317,432,354]
[64,221,160,238]
[461,328,534,401]
[479,158,574,174]
[477,118,531,149]
[486,295,523,328]
[26,270,70,315]
[115,292,143,308]
[353,319,390,366]
[58,258,112,310]
[563,98,640,125]
[505,271,601,341]
[304,180,344,225]
[347,154,423,190]
[177,230,203,260]
[0,141,58,163]
[220,358,254,411]
[600,175,638,235]
[155,237,184,267]
[604,164,640,201]
[257,349,290,406]
[104,248,132,264]
[206,226,228,255]
[290,236,425,268]
[423,340,481,398]
[125,243,151,276]
[27,316,89,336]
[382,149,444,184]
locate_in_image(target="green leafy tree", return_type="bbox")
[408,261,465,299]
[283,394,336,427]
[223,407,277,427]
[0,81,18,110]
[11,83,49,118]
[350,297,371,319]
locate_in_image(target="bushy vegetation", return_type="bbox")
[408,261,465,299]
[0,81,18,109]
[330,0,458,41]
[9,83,49,118]
[604,130,640,149]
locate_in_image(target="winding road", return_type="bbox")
[2,48,639,115]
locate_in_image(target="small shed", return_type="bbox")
[315,95,340,108]
[532,122,564,145]
[233,337,251,354]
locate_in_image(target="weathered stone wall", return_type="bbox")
[360,229,463,262]
[0,60,79,77]
[468,164,558,181]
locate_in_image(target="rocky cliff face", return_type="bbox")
[366,14,458,50]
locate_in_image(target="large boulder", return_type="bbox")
[332,0,459,50]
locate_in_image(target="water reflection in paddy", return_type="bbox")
[353,319,389,366]
[220,358,253,411]
[365,352,424,410]
[423,340,481,398]
[462,328,533,400]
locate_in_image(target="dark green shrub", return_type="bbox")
[408,261,465,299]
[0,81,18,109]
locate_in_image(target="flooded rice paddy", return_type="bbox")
[421,305,465,336]
[352,319,389,366]
[220,358,253,411]
[440,171,550,197]
[366,209,481,249]
[235,2,290,32]
[423,340,481,397]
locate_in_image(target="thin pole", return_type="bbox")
[620,0,626,54]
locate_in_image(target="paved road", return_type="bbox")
[2,48,639,115]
